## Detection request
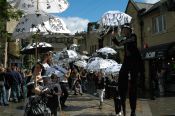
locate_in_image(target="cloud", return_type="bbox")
[143,0,160,4]
[61,17,90,34]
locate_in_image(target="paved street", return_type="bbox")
[0,92,175,116]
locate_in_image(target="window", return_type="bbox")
[152,15,166,34]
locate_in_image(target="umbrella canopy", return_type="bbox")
[7,0,69,13]
[52,65,68,74]
[97,47,117,54]
[45,67,64,77]
[20,42,53,54]
[88,57,103,64]
[12,11,70,39]
[104,64,122,75]
[74,60,87,68]
[104,59,118,65]
[62,50,79,59]
[80,55,89,60]
[69,44,79,51]
[86,58,113,72]
[53,50,79,63]
[99,10,132,27]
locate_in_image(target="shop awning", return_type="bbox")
[141,42,175,59]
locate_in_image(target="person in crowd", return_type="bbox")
[111,23,143,116]
[104,75,111,99]
[73,71,83,95]
[64,65,71,90]
[80,68,87,92]
[69,68,76,90]
[42,51,53,70]
[25,70,32,84]
[46,74,62,116]
[4,67,12,102]
[150,62,158,100]
[27,62,45,98]
[157,67,166,97]
[108,74,121,116]
[86,70,94,93]
[10,65,22,102]
[17,68,26,99]
[93,71,99,96]
[72,69,83,95]
[97,71,106,109]
[0,67,8,106]
[60,72,69,109]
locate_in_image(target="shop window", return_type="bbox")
[152,15,166,34]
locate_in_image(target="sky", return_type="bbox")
[55,0,160,34]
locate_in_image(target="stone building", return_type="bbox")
[125,0,175,92]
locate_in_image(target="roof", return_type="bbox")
[143,1,167,15]
[125,0,165,15]
[135,2,153,13]
[125,0,153,13]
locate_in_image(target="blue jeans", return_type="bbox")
[0,86,8,105]
[11,84,21,101]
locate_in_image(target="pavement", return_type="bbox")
[0,92,175,116]
[61,93,152,116]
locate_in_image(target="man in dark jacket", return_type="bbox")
[10,65,22,102]
[111,23,143,116]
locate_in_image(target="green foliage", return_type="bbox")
[0,0,23,35]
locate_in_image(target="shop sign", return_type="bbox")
[145,51,156,58]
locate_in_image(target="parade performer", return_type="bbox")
[111,23,143,116]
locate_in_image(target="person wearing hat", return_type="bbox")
[111,23,143,116]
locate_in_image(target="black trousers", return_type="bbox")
[60,82,69,106]
[118,61,139,115]
[113,96,121,114]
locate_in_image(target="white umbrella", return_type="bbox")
[86,58,113,72]
[20,42,53,54]
[74,60,87,68]
[12,11,70,39]
[69,44,79,51]
[104,59,118,65]
[63,50,79,59]
[7,0,69,13]
[55,50,79,63]
[99,10,132,27]
[53,65,68,74]
[80,55,89,60]
[45,67,64,77]
[88,57,103,64]
[104,64,122,75]
[97,47,117,54]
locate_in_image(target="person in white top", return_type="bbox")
[42,51,53,70]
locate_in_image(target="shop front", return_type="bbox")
[141,42,175,94]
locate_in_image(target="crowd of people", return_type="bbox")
[0,23,149,116]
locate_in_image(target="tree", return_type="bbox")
[0,0,22,34]
[0,0,22,67]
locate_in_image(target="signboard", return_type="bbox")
[145,51,156,59]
